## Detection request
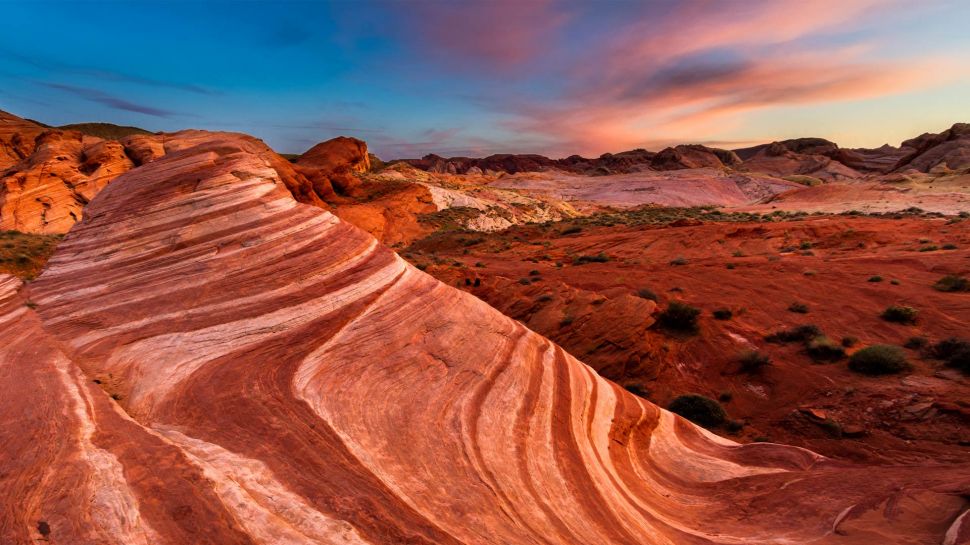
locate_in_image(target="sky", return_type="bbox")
[2,0,969,159]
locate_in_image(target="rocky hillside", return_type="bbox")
[2,132,965,544]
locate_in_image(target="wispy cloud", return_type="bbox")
[3,49,216,95]
[39,82,180,118]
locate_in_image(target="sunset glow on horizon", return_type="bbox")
[2,0,968,158]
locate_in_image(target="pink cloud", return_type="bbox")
[398,0,570,69]
[505,49,954,156]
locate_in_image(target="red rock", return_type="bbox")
[651,144,742,170]
[2,133,962,543]
[294,136,371,198]
[0,128,134,233]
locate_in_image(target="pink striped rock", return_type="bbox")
[0,132,964,544]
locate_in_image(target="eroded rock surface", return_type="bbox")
[0,132,963,544]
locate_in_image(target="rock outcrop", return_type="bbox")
[893,123,970,173]
[0,110,46,169]
[0,126,134,233]
[294,136,371,198]
[735,139,863,180]
[650,144,741,170]
[0,132,964,544]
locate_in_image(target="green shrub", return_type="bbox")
[668,394,727,428]
[933,275,969,292]
[738,350,771,373]
[903,336,928,350]
[881,305,919,324]
[932,338,970,374]
[573,252,610,265]
[765,324,822,343]
[806,336,845,361]
[657,301,701,332]
[712,308,733,320]
[624,384,650,398]
[788,302,809,314]
[841,336,859,348]
[848,345,909,375]
[636,288,658,301]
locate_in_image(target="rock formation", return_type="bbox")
[894,123,970,173]
[735,139,863,180]
[0,131,963,544]
[0,124,134,233]
[294,136,371,198]
[650,144,741,170]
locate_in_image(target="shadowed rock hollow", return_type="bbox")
[0,131,966,544]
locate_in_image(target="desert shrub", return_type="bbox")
[738,350,771,373]
[765,324,822,344]
[841,336,859,348]
[560,226,583,235]
[657,301,701,332]
[788,302,809,314]
[806,336,845,361]
[668,394,727,428]
[624,384,649,398]
[919,245,939,252]
[732,250,745,257]
[803,269,817,276]
[725,420,744,433]
[942,243,958,250]
[932,338,970,374]
[559,315,575,327]
[890,279,900,285]
[881,305,919,324]
[868,275,883,282]
[712,308,733,320]
[783,175,823,187]
[636,288,658,301]
[726,263,736,269]
[669,256,688,266]
[529,269,541,276]
[933,275,969,292]
[573,252,610,265]
[518,277,532,285]
[536,294,553,303]
[848,344,909,375]
[800,241,813,250]
[903,336,928,349]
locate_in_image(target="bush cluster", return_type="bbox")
[657,301,701,332]
[881,305,919,324]
[932,338,970,374]
[848,344,910,375]
[668,394,727,428]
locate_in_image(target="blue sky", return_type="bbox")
[2,0,968,158]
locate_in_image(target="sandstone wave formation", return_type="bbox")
[0,131,966,544]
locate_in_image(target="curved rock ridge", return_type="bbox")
[10,133,967,544]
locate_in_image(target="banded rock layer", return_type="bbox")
[1,133,966,544]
